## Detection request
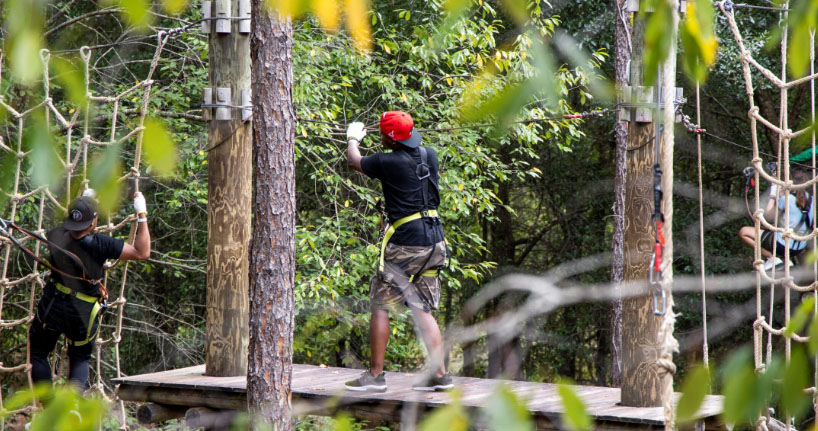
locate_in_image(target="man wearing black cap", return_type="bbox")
[343,111,452,392]
[29,191,151,391]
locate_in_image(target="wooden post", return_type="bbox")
[620,1,678,410]
[205,0,252,377]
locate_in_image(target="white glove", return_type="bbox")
[81,188,97,199]
[133,192,147,215]
[769,184,779,197]
[346,122,366,142]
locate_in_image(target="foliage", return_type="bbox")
[0,384,108,430]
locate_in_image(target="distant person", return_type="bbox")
[29,191,151,391]
[740,168,813,270]
[342,111,452,392]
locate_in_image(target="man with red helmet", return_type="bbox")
[343,111,452,392]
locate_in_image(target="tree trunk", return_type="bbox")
[610,0,630,388]
[487,178,523,379]
[247,3,296,429]
[206,0,251,378]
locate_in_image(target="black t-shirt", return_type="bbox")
[46,227,125,297]
[361,146,444,246]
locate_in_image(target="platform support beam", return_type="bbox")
[205,0,252,377]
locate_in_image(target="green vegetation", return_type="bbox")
[2,0,818,429]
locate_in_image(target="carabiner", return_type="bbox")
[653,288,666,316]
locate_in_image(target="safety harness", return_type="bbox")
[0,218,108,346]
[377,147,443,282]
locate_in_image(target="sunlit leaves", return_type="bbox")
[642,0,674,86]
[483,384,534,431]
[679,0,718,83]
[161,0,190,15]
[89,143,124,217]
[0,384,108,431]
[142,117,179,177]
[557,381,592,431]
[676,364,710,425]
[342,0,372,52]
[786,0,818,77]
[51,55,88,107]
[3,0,46,86]
[460,37,558,127]
[418,391,468,431]
[266,0,372,52]
[311,0,340,31]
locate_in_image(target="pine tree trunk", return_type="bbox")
[610,0,631,388]
[247,3,295,429]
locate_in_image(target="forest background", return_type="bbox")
[0,0,803,422]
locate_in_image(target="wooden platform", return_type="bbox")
[113,364,724,430]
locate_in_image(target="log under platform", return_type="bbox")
[113,364,724,430]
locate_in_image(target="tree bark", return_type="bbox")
[247,3,296,429]
[206,0,251,378]
[610,0,630,388]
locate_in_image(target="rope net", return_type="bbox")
[718,1,817,428]
[0,32,168,427]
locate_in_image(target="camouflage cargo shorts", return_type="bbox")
[370,241,447,312]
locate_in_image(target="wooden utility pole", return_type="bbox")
[247,1,296,428]
[205,0,252,377]
[620,0,678,413]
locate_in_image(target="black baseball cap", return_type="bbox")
[64,196,98,231]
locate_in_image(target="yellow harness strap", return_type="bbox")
[378,209,439,274]
[55,283,103,347]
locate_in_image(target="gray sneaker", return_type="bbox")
[344,370,387,392]
[412,373,454,391]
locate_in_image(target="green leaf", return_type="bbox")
[51,55,87,107]
[679,0,718,83]
[787,0,818,77]
[334,413,353,431]
[785,297,815,337]
[161,0,189,15]
[483,384,534,431]
[781,345,810,419]
[557,381,592,430]
[142,117,178,177]
[25,111,61,190]
[89,143,124,217]
[7,29,43,86]
[809,315,818,356]
[721,347,775,426]
[642,0,673,87]
[676,365,710,424]
[117,0,153,31]
[419,391,468,431]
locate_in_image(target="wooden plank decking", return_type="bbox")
[113,364,724,430]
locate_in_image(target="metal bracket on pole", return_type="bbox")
[214,0,231,34]
[619,86,684,123]
[215,88,231,120]
[202,88,213,121]
[202,1,211,34]
[238,0,251,34]
[240,89,252,121]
